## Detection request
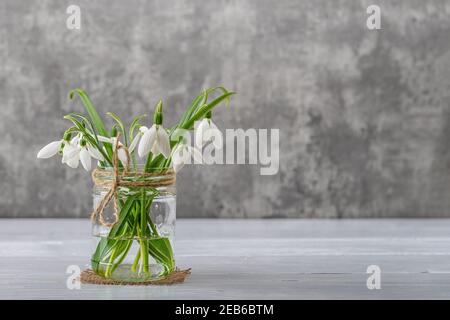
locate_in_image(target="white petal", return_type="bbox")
[151,141,161,157]
[156,127,171,158]
[176,146,192,172]
[139,126,148,134]
[128,134,140,153]
[71,136,80,145]
[111,137,118,151]
[209,120,218,130]
[117,148,128,166]
[97,136,112,143]
[204,120,213,142]
[62,144,79,163]
[37,141,62,159]
[195,119,209,148]
[65,152,80,169]
[172,145,184,165]
[212,136,223,149]
[172,146,186,172]
[189,146,203,164]
[205,123,223,149]
[138,124,157,157]
[87,146,104,161]
[173,160,185,173]
[79,148,92,171]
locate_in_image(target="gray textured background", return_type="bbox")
[2,0,450,218]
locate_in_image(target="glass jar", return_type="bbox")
[91,166,176,282]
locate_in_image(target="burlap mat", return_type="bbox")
[80,268,191,286]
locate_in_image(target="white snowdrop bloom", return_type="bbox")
[79,146,92,171]
[195,118,222,149]
[128,132,141,154]
[62,135,98,171]
[37,140,64,159]
[137,124,171,158]
[38,133,100,171]
[171,143,203,173]
[87,145,104,162]
[111,137,129,167]
[60,138,99,171]
[97,135,129,166]
[61,142,80,169]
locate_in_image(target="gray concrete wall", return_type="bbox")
[2,0,450,218]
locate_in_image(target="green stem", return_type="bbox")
[105,248,117,277]
[131,249,141,272]
[109,240,133,275]
[140,189,149,274]
[92,189,175,279]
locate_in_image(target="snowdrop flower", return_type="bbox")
[58,135,105,171]
[78,140,105,171]
[128,132,141,154]
[61,141,80,169]
[171,143,203,173]
[37,140,64,159]
[36,133,88,169]
[98,135,129,167]
[79,145,91,171]
[195,114,222,149]
[137,125,171,158]
[137,100,171,158]
[87,145,104,162]
[112,137,129,166]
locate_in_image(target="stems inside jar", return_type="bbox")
[92,177,175,280]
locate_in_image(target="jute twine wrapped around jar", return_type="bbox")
[90,134,176,227]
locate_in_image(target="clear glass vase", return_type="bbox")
[91,167,176,282]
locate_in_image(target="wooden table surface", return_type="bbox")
[1,219,450,299]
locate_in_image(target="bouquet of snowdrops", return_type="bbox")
[37,87,234,280]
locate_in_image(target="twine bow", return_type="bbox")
[90,134,130,227]
[90,133,176,227]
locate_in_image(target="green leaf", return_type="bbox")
[66,113,98,142]
[91,195,138,268]
[179,90,207,127]
[184,91,235,129]
[69,89,113,159]
[63,114,87,133]
[129,114,146,140]
[69,89,109,137]
[147,237,175,273]
[145,88,235,171]
[107,112,127,146]
[63,114,112,166]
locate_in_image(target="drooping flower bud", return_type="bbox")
[110,126,118,138]
[153,100,163,125]
[63,131,72,142]
[80,139,87,147]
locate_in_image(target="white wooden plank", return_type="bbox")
[0,219,450,299]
